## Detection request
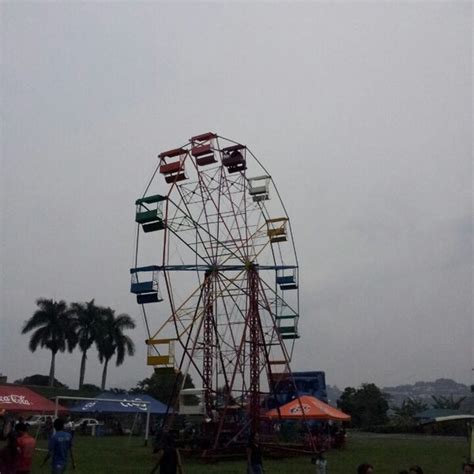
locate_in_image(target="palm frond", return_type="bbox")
[115,313,136,330]
[124,335,135,356]
[28,326,51,352]
[22,310,51,333]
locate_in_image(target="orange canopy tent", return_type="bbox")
[265,395,350,422]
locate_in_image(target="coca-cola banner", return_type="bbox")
[0,385,68,413]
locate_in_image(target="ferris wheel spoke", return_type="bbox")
[217,173,248,258]
[167,196,249,265]
[196,170,220,260]
[169,187,214,264]
[214,273,247,376]
[195,170,248,262]
[153,267,250,373]
[175,163,249,263]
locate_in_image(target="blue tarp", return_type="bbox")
[69,392,169,415]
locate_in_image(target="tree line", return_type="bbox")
[337,383,467,429]
[21,298,135,390]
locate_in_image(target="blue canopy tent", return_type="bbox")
[69,392,169,415]
[65,392,170,445]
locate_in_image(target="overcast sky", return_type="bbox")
[1,2,472,392]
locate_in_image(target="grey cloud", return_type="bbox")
[1,2,471,390]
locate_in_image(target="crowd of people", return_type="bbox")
[356,462,474,474]
[0,422,36,474]
[149,431,474,474]
[1,420,473,473]
[0,418,74,474]
[305,423,347,451]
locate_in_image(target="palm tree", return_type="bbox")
[96,308,135,390]
[70,299,104,389]
[21,298,77,386]
[431,395,466,410]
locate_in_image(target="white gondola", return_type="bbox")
[248,175,271,202]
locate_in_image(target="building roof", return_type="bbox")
[414,408,464,420]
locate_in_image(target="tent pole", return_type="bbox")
[469,419,473,463]
[34,410,46,442]
[144,405,151,446]
[129,412,138,444]
[54,397,59,419]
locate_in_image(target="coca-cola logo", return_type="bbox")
[81,402,97,411]
[120,399,148,411]
[0,394,32,406]
[80,399,148,411]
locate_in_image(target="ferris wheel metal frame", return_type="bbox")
[131,132,313,454]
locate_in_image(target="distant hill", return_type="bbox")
[328,379,471,408]
[383,378,471,407]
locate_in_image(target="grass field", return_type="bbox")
[26,433,468,473]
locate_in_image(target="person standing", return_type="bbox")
[43,417,54,441]
[15,422,36,474]
[41,418,75,474]
[247,433,263,474]
[64,417,75,439]
[2,414,14,440]
[462,464,474,474]
[0,432,18,474]
[313,450,327,474]
[357,463,374,474]
[150,433,183,474]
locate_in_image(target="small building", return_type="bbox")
[270,371,327,407]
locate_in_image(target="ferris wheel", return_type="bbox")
[131,132,303,450]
